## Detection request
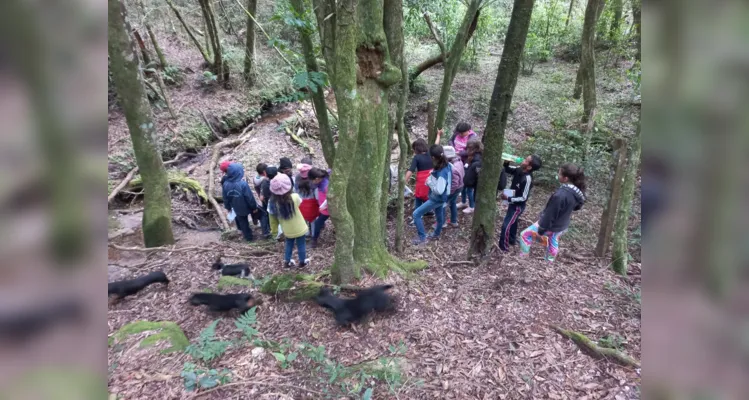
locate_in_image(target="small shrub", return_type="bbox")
[185,320,232,364]
[598,334,626,350]
[181,362,231,392]
[234,307,259,340]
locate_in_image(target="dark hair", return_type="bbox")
[266,166,278,179]
[300,157,313,165]
[308,167,329,180]
[271,192,296,220]
[297,177,313,196]
[560,163,587,193]
[529,155,542,172]
[256,163,267,175]
[455,122,471,133]
[466,138,483,155]
[412,138,428,154]
[429,145,448,170]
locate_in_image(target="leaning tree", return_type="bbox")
[109,0,175,247]
[468,0,536,260]
[289,0,426,283]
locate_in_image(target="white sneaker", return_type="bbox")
[462,207,474,214]
[456,202,468,209]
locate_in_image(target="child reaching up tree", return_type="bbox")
[519,163,586,262]
[270,174,310,269]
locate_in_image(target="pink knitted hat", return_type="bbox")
[270,173,292,195]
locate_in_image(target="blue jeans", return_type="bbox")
[258,208,270,236]
[312,214,329,239]
[412,199,445,240]
[414,197,425,209]
[461,187,467,203]
[499,202,526,251]
[284,235,306,263]
[235,215,254,241]
[446,190,461,223]
[465,187,475,208]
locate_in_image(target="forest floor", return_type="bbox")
[108,27,642,400]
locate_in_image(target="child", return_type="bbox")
[269,174,310,268]
[262,166,283,240]
[279,157,295,188]
[519,163,586,262]
[253,163,267,197]
[296,164,319,234]
[460,139,483,214]
[412,145,452,245]
[308,168,330,248]
[448,122,477,155]
[405,138,433,210]
[219,160,233,185]
[221,163,260,242]
[498,155,542,252]
[294,157,313,192]
[440,146,464,229]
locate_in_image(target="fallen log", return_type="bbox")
[260,272,325,301]
[129,172,207,202]
[285,127,313,155]
[550,325,640,368]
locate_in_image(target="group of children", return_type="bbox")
[408,122,587,262]
[220,157,331,269]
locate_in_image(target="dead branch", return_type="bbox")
[284,127,313,155]
[208,138,248,231]
[199,110,222,140]
[163,152,196,166]
[109,243,219,253]
[108,167,139,203]
[423,12,446,57]
[550,325,640,368]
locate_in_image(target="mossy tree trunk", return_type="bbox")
[146,23,168,68]
[578,0,605,162]
[198,0,229,84]
[243,0,258,85]
[109,0,175,247]
[573,0,605,100]
[290,0,335,167]
[384,0,409,254]
[608,0,623,41]
[631,0,641,61]
[312,0,426,283]
[132,29,151,66]
[468,0,535,260]
[430,0,482,144]
[611,123,640,275]
[595,138,627,257]
[313,0,337,79]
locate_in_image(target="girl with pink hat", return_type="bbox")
[270,174,310,268]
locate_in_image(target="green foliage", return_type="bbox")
[181,362,232,392]
[217,275,254,291]
[234,306,259,339]
[202,70,218,86]
[162,66,183,86]
[272,350,298,369]
[185,320,232,364]
[521,32,550,76]
[627,61,641,96]
[598,333,626,350]
[110,321,189,354]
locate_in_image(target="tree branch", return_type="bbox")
[108,167,139,203]
[423,12,446,58]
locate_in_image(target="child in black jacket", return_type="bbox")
[519,163,586,262]
[498,155,542,252]
[459,139,483,214]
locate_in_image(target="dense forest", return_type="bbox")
[108,0,642,397]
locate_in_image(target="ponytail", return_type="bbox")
[429,145,448,170]
[560,163,587,193]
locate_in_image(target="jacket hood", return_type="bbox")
[562,183,585,205]
[225,163,245,182]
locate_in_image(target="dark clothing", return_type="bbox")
[463,153,482,188]
[537,184,586,235]
[312,214,329,239]
[408,154,433,173]
[260,180,272,209]
[503,162,533,205]
[222,163,258,217]
[497,169,508,192]
[499,202,525,251]
[235,215,254,241]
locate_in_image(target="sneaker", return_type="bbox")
[310,238,318,248]
[284,260,296,269]
[457,202,468,209]
[433,222,448,229]
[426,234,439,241]
[299,258,311,268]
[462,207,474,214]
[449,222,459,228]
[411,237,427,246]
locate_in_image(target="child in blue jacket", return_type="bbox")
[222,163,260,242]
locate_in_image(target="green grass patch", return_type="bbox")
[110,321,189,354]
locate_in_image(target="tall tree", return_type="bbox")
[165,0,211,64]
[288,0,335,166]
[468,0,536,259]
[611,123,640,275]
[429,0,482,144]
[608,0,623,41]
[595,138,627,257]
[109,0,175,247]
[310,0,425,283]
[631,0,641,61]
[576,0,606,162]
[564,0,575,30]
[198,0,229,84]
[573,0,606,100]
[243,0,258,84]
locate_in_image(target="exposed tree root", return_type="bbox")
[550,325,640,368]
[358,251,428,278]
[260,272,325,301]
[108,167,138,203]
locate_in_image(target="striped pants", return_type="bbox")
[519,222,566,262]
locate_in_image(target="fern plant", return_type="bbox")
[234,306,259,340]
[181,362,231,392]
[185,320,231,364]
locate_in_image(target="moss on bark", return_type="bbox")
[109,0,174,247]
[611,123,640,275]
[243,0,258,84]
[259,273,324,301]
[111,321,189,354]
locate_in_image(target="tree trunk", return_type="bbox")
[409,52,447,83]
[384,0,408,253]
[426,100,435,142]
[165,0,211,64]
[199,0,229,84]
[564,0,575,30]
[430,0,482,144]
[217,0,238,37]
[132,29,152,66]
[608,0,623,41]
[611,123,640,275]
[579,0,604,161]
[313,0,337,78]
[573,0,605,100]
[109,0,175,247]
[289,0,335,167]
[243,0,258,84]
[145,24,168,68]
[631,0,641,61]
[595,138,626,257]
[468,0,536,260]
